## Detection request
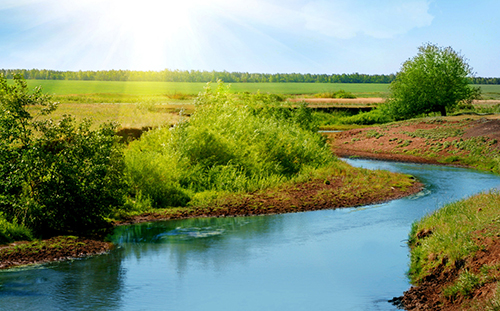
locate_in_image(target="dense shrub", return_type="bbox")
[314,90,356,99]
[125,81,336,208]
[339,107,393,125]
[0,212,33,244]
[0,75,126,236]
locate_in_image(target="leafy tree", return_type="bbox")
[387,43,481,119]
[0,75,126,236]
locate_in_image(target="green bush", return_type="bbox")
[0,75,126,236]
[339,107,393,125]
[125,81,336,207]
[314,90,356,99]
[0,212,33,244]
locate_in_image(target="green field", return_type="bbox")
[13,79,500,104]
[20,80,390,97]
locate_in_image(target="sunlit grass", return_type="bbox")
[28,103,184,130]
[408,191,500,285]
[18,79,392,97]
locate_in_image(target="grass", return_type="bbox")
[114,159,417,219]
[0,213,33,245]
[15,79,391,97]
[479,85,500,100]
[14,79,500,99]
[407,191,500,310]
[28,102,184,130]
[408,191,500,285]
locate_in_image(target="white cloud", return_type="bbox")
[196,0,434,39]
[300,0,434,39]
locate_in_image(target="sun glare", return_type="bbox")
[104,0,200,69]
[60,0,217,69]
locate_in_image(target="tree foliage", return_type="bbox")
[387,43,481,119]
[0,75,126,236]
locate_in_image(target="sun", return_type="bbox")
[103,0,203,68]
[57,0,217,69]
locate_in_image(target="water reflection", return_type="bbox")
[0,250,126,310]
[1,159,500,310]
[109,216,288,276]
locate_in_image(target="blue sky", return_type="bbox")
[0,0,498,76]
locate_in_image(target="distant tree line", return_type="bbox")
[1,69,497,84]
[1,69,396,83]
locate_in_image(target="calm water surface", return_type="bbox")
[2,159,500,310]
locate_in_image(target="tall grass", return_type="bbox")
[125,81,337,208]
[0,212,33,244]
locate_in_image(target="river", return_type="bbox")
[1,159,500,310]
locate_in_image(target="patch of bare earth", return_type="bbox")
[329,117,500,167]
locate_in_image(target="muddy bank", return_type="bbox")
[398,229,500,311]
[0,236,113,270]
[116,175,422,226]
[329,117,500,169]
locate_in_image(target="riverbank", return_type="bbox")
[0,160,422,270]
[329,115,500,310]
[0,168,422,269]
[329,115,500,172]
[116,163,422,226]
[0,236,112,270]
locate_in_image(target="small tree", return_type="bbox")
[0,75,126,236]
[387,43,481,119]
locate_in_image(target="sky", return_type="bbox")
[0,0,498,76]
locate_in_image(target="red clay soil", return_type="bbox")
[329,117,500,167]
[0,236,113,270]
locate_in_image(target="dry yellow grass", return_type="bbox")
[29,103,189,129]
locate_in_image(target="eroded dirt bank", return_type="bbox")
[329,116,500,311]
[399,230,500,311]
[0,236,113,270]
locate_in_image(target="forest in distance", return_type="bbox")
[1,68,499,84]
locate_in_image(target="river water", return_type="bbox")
[1,159,500,310]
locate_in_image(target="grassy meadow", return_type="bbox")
[18,79,390,96]
[16,79,500,99]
